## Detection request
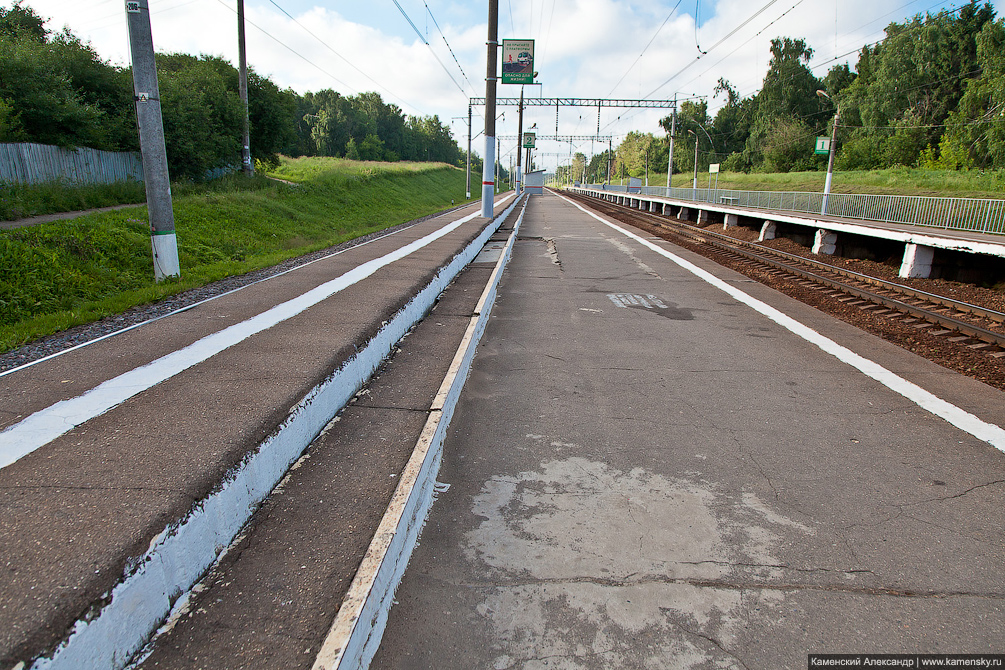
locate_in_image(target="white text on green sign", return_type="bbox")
[502,39,535,85]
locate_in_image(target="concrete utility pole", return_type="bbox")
[606,137,612,185]
[515,86,524,195]
[125,0,180,280]
[666,97,676,189]
[481,0,498,217]
[466,105,472,199]
[238,0,253,176]
[690,129,699,196]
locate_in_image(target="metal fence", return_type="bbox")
[0,142,143,185]
[583,184,1005,236]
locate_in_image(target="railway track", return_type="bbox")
[567,191,1005,359]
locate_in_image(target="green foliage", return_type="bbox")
[156,53,245,180]
[615,131,662,178]
[660,99,713,175]
[0,2,466,188]
[759,116,817,172]
[937,17,1005,169]
[0,32,106,147]
[836,1,995,169]
[0,1,44,40]
[0,180,146,220]
[628,2,1004,178]
[744,38,827,170]
[0,159,471,348]
[295,89,464,165]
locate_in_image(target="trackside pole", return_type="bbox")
[515,86,523,195]
[125,0,180,280]
[238,0,253,176]
[466,105,472,199]
[481,0,498,217]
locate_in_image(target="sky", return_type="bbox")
[19,0,1005,172]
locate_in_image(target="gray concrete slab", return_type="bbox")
[374,192,1005,669]
[0,198,511,667]
[131,220,515,670]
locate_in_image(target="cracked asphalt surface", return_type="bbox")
[373,192,1005,669]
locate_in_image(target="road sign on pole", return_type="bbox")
[502,39,534,84]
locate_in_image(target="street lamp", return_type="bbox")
[817,89,839,215]
[688,130,698,199]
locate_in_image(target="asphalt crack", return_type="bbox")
[442,573,1004,600]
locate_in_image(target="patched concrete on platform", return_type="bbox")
[604,237,663,279]
[462,454,807,669]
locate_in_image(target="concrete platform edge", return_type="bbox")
[28,196,519,670]
[312,196,528,670]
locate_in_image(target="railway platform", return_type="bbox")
[3,188,1005,669]
[569,186,1005,281]
[0,193,518,670]
[373,190,1005,668]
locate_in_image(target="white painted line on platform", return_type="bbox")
[0,207,490,470]
[558,192,1005,452]
[312,195,530,670]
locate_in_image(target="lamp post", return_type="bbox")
[688,130,698,200]
[817,89,839,215]
[665,97,676,190]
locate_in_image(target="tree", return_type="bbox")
[837,2,994,168]
[744,37,826,171]
[247,71,297,165]
[571,152,586,183]
[661,99,711,175]
[156,54,245,179]
[937,17,1005,168]
[711,78,756,170]
[0,1,45,40]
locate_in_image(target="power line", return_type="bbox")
[266,0,424,115]
[421,0,473,91]
[606,0,686,97]
[389,0,473,99]
[679,0,807,95]
[213,0,355,91]
[645,0,783,98]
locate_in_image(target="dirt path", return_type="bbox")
[0,203,144,230]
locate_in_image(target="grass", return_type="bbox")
[0,179,148,221]
[605,167,1005,199]
[0,158,475,351]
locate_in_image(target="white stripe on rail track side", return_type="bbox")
[556,191,1005,452]
[311,196,530,670]
[0,198,513,470]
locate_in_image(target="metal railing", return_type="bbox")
[582,184,1005,236]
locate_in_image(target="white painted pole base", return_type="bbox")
[151,233,180,280]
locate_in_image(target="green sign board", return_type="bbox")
[522,132,536,148]
[815,137,831,155]
[502,39,535,85]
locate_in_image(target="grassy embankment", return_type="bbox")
[604,167,1005,199]
[0,158,474,351]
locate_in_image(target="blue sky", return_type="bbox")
[21,0,1004,171]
